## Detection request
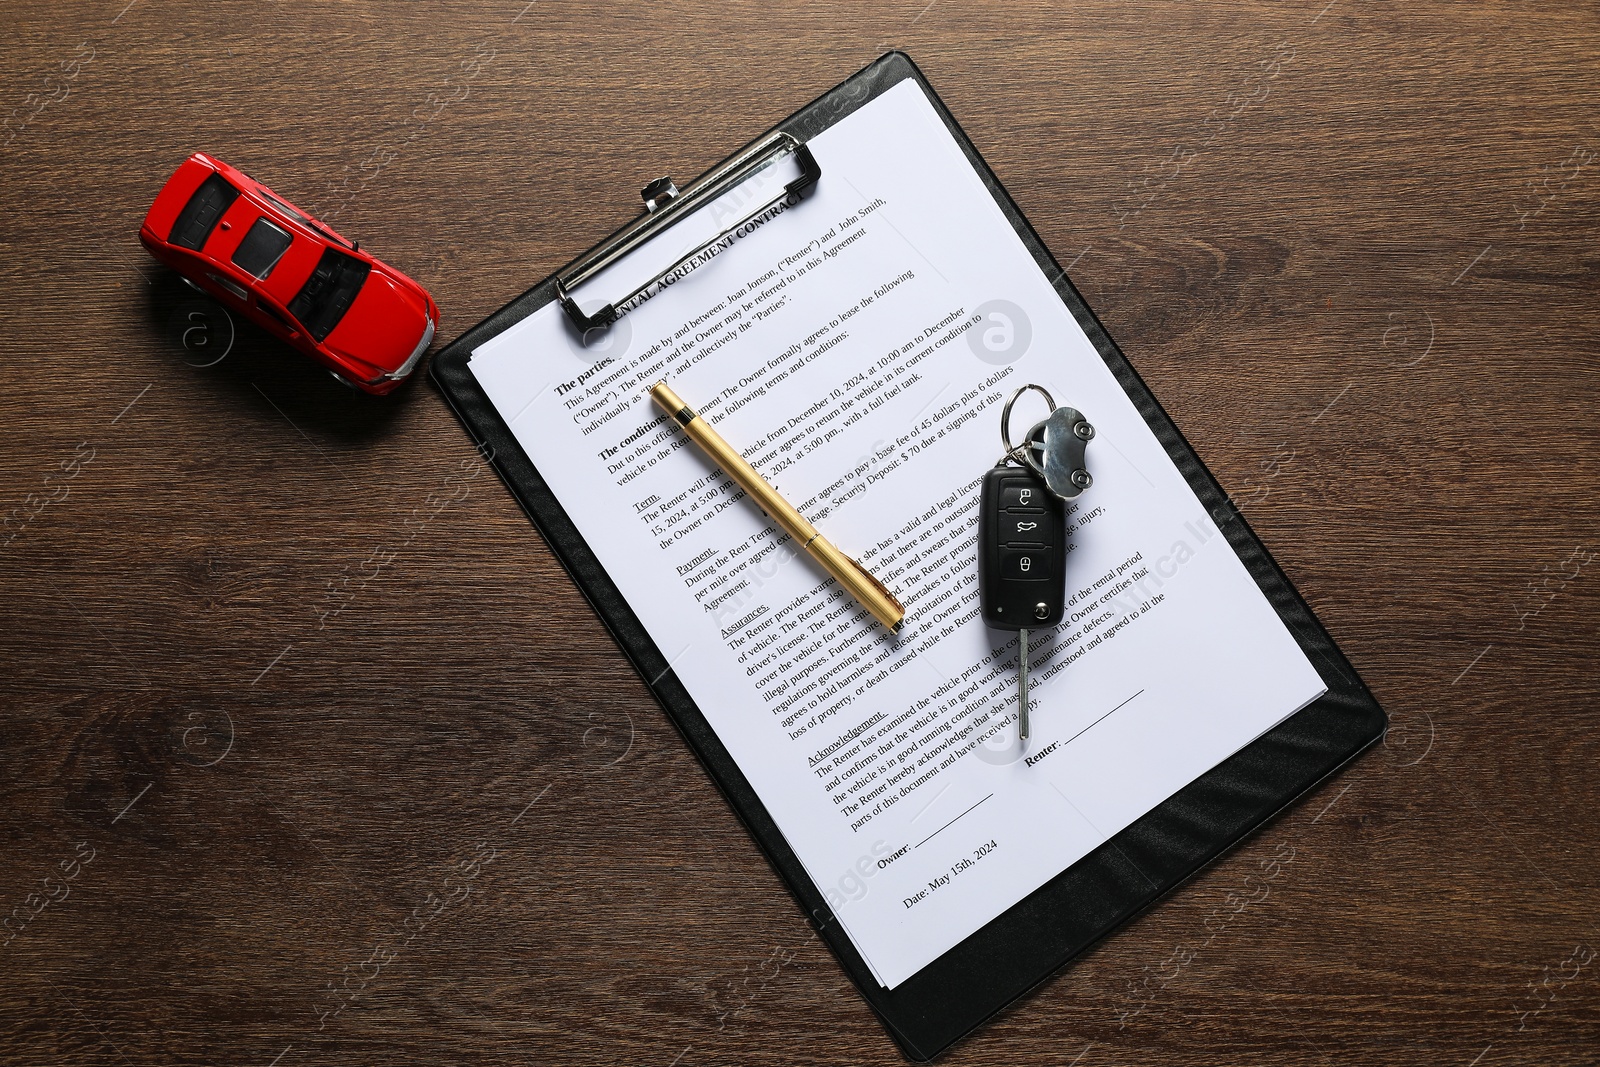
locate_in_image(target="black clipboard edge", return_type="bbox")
[429,51,1386,1062]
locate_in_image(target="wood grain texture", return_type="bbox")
[2,0,1597,1063]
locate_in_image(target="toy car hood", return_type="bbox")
[323,267,433,375]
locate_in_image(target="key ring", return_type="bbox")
[999,384,1055,466]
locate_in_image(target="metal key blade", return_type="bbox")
[1018,627,1030,742]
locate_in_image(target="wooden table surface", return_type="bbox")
[3,1,1597,1063]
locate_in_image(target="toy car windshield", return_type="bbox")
[288,246,371,342]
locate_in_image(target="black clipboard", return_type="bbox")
[429,51,1386,1062]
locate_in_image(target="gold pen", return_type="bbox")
[648,380,905,633]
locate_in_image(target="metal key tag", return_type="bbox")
[1000,385,1095,501]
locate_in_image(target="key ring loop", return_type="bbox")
[999,384,1056,465]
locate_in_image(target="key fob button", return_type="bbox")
[1000,483,1043,510]
[999,514,1050,545]
[1001,550,1051,581]
[980,466,1068,631]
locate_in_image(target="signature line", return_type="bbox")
[1057,688,1145,752]
[915,793,992,848]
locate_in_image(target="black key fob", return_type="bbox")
[978,466,1066,631]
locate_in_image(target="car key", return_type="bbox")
[978,385,1093,743]
[979,465,1063,741]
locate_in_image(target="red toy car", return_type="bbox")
[139,153,437,394]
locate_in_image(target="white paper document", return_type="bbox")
[469,80,1327,988]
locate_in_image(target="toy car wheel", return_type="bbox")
[180,275,205,293]
[327,369,359,391]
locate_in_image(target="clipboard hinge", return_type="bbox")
[555,132,821,333]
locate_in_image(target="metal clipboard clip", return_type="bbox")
[555,132,821,332]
